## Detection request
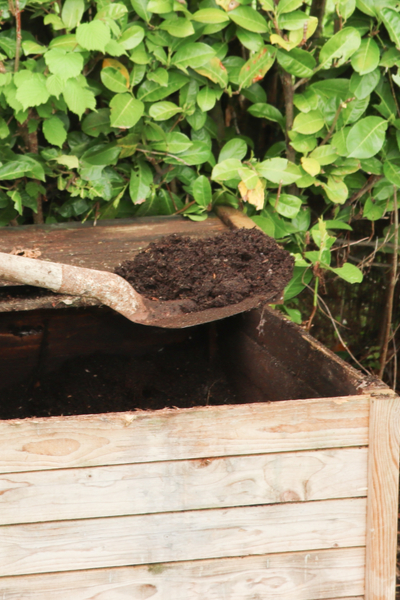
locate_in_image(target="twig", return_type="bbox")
[136,147,191,167]
[10,0,22,72]
[274,180,282,210]
[379,187,399,379]
[280,72,295,163]
[293,76,310,91]
[319,98,354,147]
[345,175,382,206]
[174,199,196,215]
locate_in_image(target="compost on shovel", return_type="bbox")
[115,228,294,312]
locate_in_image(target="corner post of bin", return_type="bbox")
[365,390,400,600]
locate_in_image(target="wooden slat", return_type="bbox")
[0,547,365,599]
[0,498,366,576]
[0,395,369,473]
[0,448,368,525]
[365,394,400,600]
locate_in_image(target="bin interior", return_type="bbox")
[0,304,371,421]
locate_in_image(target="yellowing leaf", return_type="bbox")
[288,17,318,46]
[301,157,320,176]
[238,178,265,209]
[102,59,130,87]
[195,57,228,88]
[216,0,240,11]
[270,34,296,52]
[238,45,276,89]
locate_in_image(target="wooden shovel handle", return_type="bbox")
[0,252,148,321]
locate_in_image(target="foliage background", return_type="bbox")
[0,0,399,387]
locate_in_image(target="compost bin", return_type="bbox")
[0,213,398,600]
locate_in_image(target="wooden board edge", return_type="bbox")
[365,394,400,600]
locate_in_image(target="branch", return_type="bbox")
[319,98,354,147]
[136,147,191,167]
[310,0,327,39]
[345,175,383,206]
[13,0,22,72]
[280,71,296,163]
[379,187,399,380]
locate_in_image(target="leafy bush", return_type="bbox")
[0,0,399,350]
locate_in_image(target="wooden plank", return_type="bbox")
[365,394,400,600]
[0,395,369,473]
[0,217,226,285]
[0,547,365,599]
[0,447,368,525]
[0,498,367,576]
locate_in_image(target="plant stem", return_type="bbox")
[136,147,191,167]
[319,99,352,147]
[280,72,296,163]
[13,0,22,72]
[379,187,399,379]
[310,0,326,38]
[345,175,382,206]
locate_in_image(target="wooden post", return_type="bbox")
[365,393,400,600]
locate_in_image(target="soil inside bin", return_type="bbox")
[0,331,237,420]
[115,228,294,312]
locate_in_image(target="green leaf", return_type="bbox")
[63,79,96,118]
[383,160,400,187]
[57,155,79,169]
[236,28,264,52]
[149,101,182,121]
[147,0,172,13]
[110,93,144,128]
[82,143,121,166]
[336,0,356,19]
[238,167,259,189]
[381,8,400,49]
[192,8,229,23]
[44,14,65,31]
[46,75,65,98]
[151,132,192,153]
[49,34,78,51]
[101,67,129,93]
[137,71,189,102]
[349,68,380,99]
[0,160,31,179]
[323,176,348,203]
[319,28,361,68]
[195,57,229,88]
[45,48,84,80]
[119,26,145,50]
[350,37,380,75]
[148,68,169,87]
[15,73,50,111]
[363,196,386,220]
[346,116,388,159]
[271,193,302,218]
[22,41,46,56]
[197,87,219,112]
[76,21,111,52]
[130,0,151,22]
[330,263,363,283]
[284,266,312,300]
[42,116,67,148]
[276,0,304,13]
[229,7,268,33]
[61,0,84,29]
[192,175,212,207]
[310,144,339,165]
[251,215,275,237]
[218,138,247,162]
[247,102,285,129]
[277,48,316,78]
[165,142,211,166]
[0,117,10,139]
[292,109,325,134]
[257,157,301,184]
[172,43,216,71]
[238,46,276,89]
[278,10,309,30]
[160,18,194,38]
[212,158,242,181]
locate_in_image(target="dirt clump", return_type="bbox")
[115,228,294,312]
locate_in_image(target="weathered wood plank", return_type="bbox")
[0,447,368,525]
[0,217,226,285]
[0,547,365,599]
[0,395,369,473]
[365,395,400,600]
[0,498,366,576]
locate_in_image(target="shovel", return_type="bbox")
[0,208,288,329]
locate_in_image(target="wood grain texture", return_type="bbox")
[365,395,400,600]
[0,396,369,473]
[0,447,368,525]
[0,548,365,599]
[0,498,367,577]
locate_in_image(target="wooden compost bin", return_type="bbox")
[0,215,399,600]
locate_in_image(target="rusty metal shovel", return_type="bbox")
[0,208,289,329]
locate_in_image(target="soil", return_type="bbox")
[0,332,237,420]
[115,228,294,312]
